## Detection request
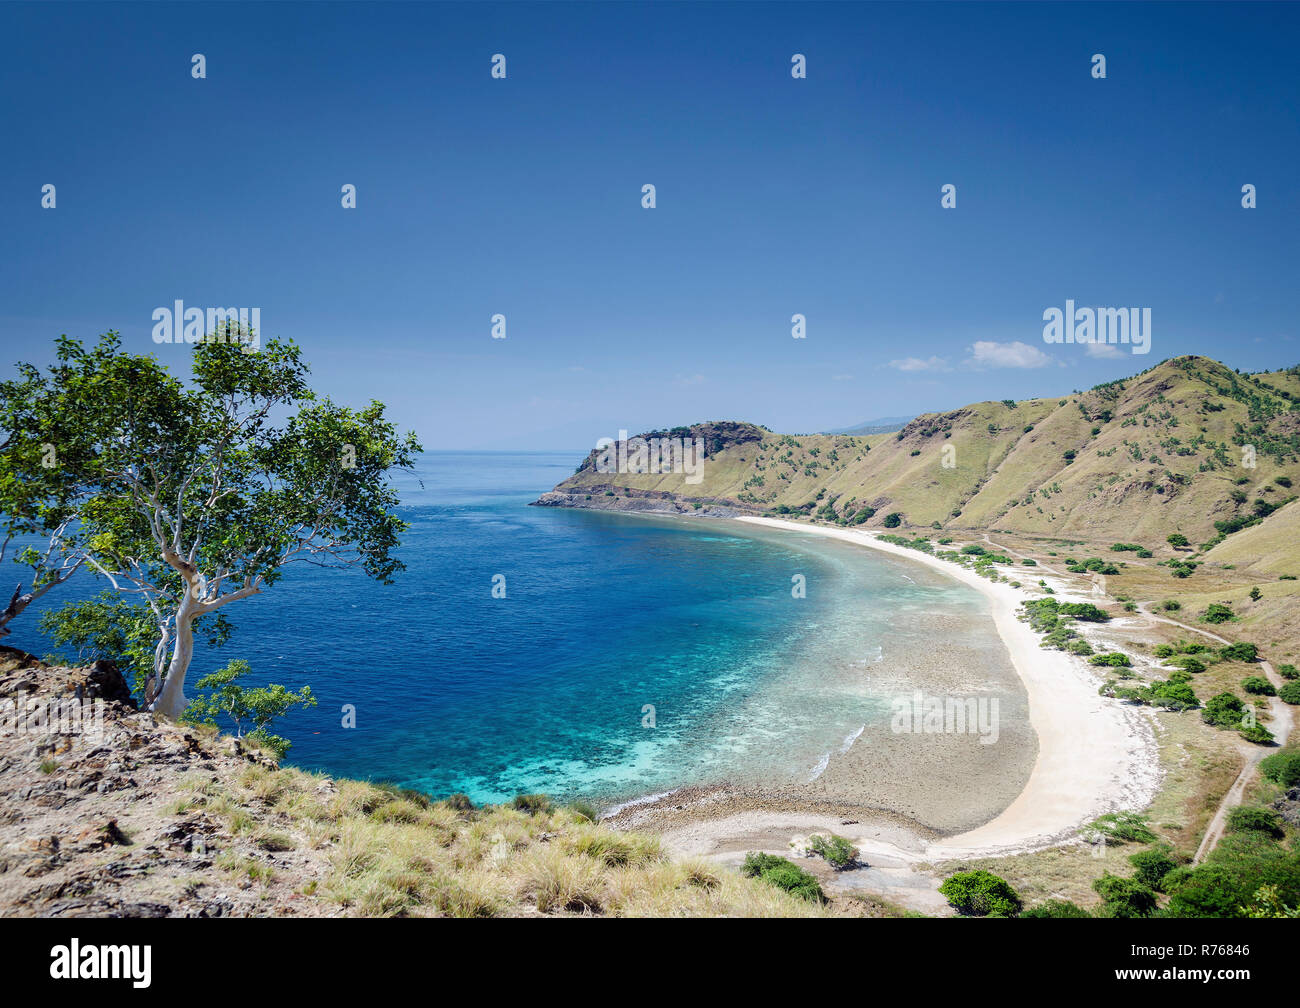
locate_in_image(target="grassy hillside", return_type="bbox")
[545,356,1300,549]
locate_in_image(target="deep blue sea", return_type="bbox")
[21,452,1001,809]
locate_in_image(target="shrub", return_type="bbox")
[1259,751,1300,788]
[1279,682,1300,705]
[882,512,902,528]
[1020,899,1090,918]
[1202,603,1236,624]
[1086,811,1156,844]
[1218,642,1259,662]
[1167,533,1189,548]
[1089,652,1132,668]
[938,870,1022,917]
[1163,833,1300,918]
[1240,720,1276,745]
[1146,679,1199,710]
[1241,676,1276,697]
[1129,848,1179,892]
[1278,664,1299,680]
[1201,692,1246,729]
[1226,807,1284,839]
[740,852,825,903]
[809,833,859,870]
[1161,599,1181,612]
[1093,873,1157,918]
[1169,656,1206,674]
[1021,558,1037,566]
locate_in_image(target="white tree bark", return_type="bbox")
[152,592,197,719]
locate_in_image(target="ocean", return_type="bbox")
[21,451,1028,815]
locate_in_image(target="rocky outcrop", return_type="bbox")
[0,648,331,917]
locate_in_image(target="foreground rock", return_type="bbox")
[0,646,331,918]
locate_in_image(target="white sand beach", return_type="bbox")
[651,517,1161,864]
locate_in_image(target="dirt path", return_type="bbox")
[1136,606,1292,863]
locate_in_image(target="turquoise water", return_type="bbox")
[22,451,1002,808]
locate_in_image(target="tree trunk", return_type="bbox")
[152,596,197,719]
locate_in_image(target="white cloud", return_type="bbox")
[1084,340,1128,360]
[966,340,1051,369]
[888,355,951,372]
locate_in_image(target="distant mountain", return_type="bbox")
[537,355,1300,548]
[825,416,915,436]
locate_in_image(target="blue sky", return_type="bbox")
[2,1,1298,449]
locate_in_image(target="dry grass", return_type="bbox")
[193,766,829,917]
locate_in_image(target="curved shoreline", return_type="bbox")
[728,518,1160,859]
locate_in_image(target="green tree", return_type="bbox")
[183,659,316,759]
[22,330,420,717]
[0,364,89,637]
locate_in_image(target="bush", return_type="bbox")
[1259,751,1300,788]
[1089,652,1132,668]
[1278,664,1299,680]
[882,512,902,528]
[1279,682,1300,705]
[1161,599,1182,612]
[740,852,825,903]
[1240,720,1276,745]
[1086,811,1156,844]
[1202,603,1236,624]
[1227,806,1284,839]
[1219,642,1259,662]
[1170,656,1207,674]
[938,870,1022,917]
[1129,848,1179,892]
[1093,873,1157,918]
[1201,692,1246,729]
[809,833,859,870]
[1241,676,1276,697]
[1020,899,1090,918]
[1163,832,1300,918]
[1167,533,1189,548]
